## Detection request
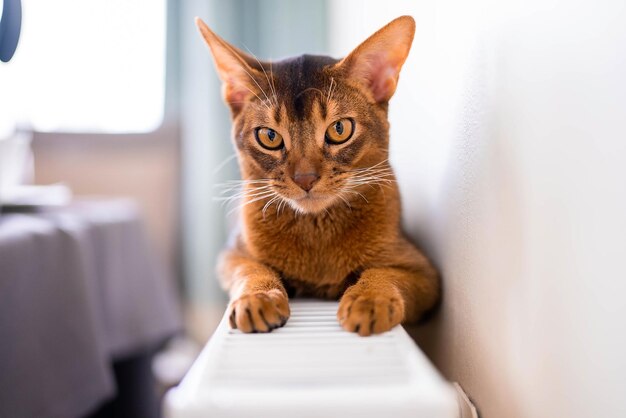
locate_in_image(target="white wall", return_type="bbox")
[330,1,626,417]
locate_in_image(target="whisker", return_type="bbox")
[212,154,238,175]
[350,158,390,172]
[216,185,271,196]
[243,45,279,107]
[228,191,277,216]
[218,40,272,111]
[346,181,394,191]
[216,190,275,208]
[277,198,289,215]
[343,189,369,203]
[226,100,272,113]
[217,183,273,193]
[214,187,270,198]
[216,188,274,202]
[326,77,335,105]
[337,193,352,211]
[350,165,393,174]
[214,180,275,207]
[347,178,395,186]
[215,178,273,188]
[262,195,281,218]
[231,80,271,111]
[236,54,273,109]
[348,171,395,180]
[269,60,279,107]
[295,87,325,100]
[348,171,395,181]
[348,171,393,180]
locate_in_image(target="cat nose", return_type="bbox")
[292,172,320,192]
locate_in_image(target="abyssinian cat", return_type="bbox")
[196,16,439,336]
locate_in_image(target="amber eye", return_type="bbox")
[325,118,354,144]
[255,127,284,150]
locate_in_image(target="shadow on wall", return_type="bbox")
[400,0,626,417]
[405,31,527,417]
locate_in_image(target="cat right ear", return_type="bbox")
[336,16,415,103]
[195,17,259,113]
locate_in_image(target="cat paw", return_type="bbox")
[337,288,405,336]
[228,289,290,333]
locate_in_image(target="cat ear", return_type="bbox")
[195,17,262,113]
[337,16,415,103]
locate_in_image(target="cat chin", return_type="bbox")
[287,194,337,214]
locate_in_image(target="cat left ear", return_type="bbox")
[337,16,415,103]
[195,17,262,113]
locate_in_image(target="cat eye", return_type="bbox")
[325,118,354,144]
[255,127,284,150]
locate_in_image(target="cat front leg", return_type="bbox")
[337,266,439,336]
[218,249,290,333]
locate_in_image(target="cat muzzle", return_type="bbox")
[291,172,320,192]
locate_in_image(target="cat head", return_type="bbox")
[196,16,415,214]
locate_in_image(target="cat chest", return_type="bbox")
[247,223,371,290]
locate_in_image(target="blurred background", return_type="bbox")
[1,0,625,418]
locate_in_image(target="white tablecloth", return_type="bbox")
[0,200,182,418]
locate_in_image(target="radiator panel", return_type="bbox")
[165,300,458,418]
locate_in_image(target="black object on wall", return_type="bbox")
[0,0,21,62]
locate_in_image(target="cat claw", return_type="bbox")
[229,290,290,333]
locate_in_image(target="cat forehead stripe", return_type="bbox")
[271,54,338,120]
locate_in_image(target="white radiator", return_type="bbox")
[164,300,459,418]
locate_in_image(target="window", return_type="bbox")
[0,0,166,133]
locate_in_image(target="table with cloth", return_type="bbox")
[0,199,182,418]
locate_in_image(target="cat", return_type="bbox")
[196,15,439,336]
